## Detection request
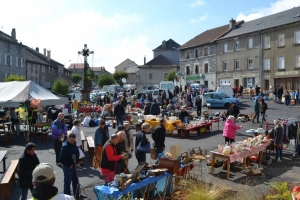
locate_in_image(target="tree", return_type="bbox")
[52,79,69,95]
[82,76,93,90]
[113,71,129,86]
[4,75,26,82]
[98,74,115,88]
[71,74,82,84]
[165,69,176,81]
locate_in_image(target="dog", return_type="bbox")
[238,114,249,121]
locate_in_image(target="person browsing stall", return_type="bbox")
[179,108,189,123]
[226,102,240,123]
[94,119,109,162]
[71,119,85,167]
[124,121,134,167]
[114,100,125,126]
[222,115,242,144]
[274,119,284,162]
[135,122,150,165]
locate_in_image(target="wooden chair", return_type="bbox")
[86,136,95,158]
[0,160,19,199]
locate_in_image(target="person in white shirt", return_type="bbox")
[71,119,85,167]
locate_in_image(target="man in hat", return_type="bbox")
[226,102,240,123]
[31,163,75,200]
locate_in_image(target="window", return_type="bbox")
[181,52,185,59]
[264,58,270,70]
[164,73,168,79]
[186,66,190,75]
[247,58,253,69]
[204,47,208,56]
[5,55,12,66]
[5,42,10,52]
[124,67,127,71]
[295,31,300,44]
[235,60,239,70]
[244,78,255,88]
[265,80,269,90]
[264,36,270,49]
[278,34,285,47]
[223,61,227,71]
[16,57,22,67]
[195,49,198,58]
[235,41,240,51]
[296,55,300,68]
[149,73,153,80]
[195,65,199,74]
[223,43,228,53]
[48,67,50,72]
[186,50,190,59]
[42,65,45,73]
[204,63,208,73]
[278,57,285,69]
[248,38,253,48]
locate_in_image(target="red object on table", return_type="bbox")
[292,186,300,200]
[78,107,102,113]
[250,156,257,162]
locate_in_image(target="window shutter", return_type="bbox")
[21,58,23,68]
[16,57,18,67]
[0,53,1,64]
[10,56,13,67]
[4,55,7,65]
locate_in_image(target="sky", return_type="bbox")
[1,0,300,73]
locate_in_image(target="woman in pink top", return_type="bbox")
[222,115,242,144]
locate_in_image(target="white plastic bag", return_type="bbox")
[79,148,85,159]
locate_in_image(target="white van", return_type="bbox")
[216,85,233,97]
[160,81,174,93]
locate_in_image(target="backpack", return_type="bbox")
[151,126,160,143]
[89,119,96,127]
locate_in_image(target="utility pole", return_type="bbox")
[78,44,93,102]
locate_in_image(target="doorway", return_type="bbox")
[234,79,239,87]
[204,81,208,87]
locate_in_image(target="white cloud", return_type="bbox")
[190,0,205,8]
[236,0,300,21]
[190,13,208,23]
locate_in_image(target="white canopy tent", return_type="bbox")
[0,81,68,107]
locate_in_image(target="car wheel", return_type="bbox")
[224,102,230,109]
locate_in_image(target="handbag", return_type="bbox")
[92,156,100,169]
[136,133,151,153]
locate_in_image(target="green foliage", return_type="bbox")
[71,74,82,84]
[52,79,69,95]
[113,71,128,86]
[266,182,292,200]
[4,75,26,82]
[165,69,176,81]
[98,74,115,88]
[82,76,93,89]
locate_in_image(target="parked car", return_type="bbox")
[201,92,240,108]
[190,83,209,93]
[98,92,107,99]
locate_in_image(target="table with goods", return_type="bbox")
[209,134,272,179]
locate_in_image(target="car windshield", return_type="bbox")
[222,93,231,98]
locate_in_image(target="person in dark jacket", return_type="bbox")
[274,119,284,162]
[143,101,151,115]
[94,119,109,162]
[150,100,160,115]
[135,122,150,165]
[252,98,260,123]
[121,96,127,107]
[226,102,240,123]
[179,108,189,123]
[196,96,202,117]
[259,99,268,127]
[255,85,260,96]
[18,143,40,200]
[59,132,83,199]
[277,86,283,104]
[114,100,125,126]
[153,119,166,162]
[51,112,67,166]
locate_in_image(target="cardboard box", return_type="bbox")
[170,145,182,160]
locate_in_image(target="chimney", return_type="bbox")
[47,50,51,60]
[35,47,39,52]
[144,56,146,64]
[229,18,236,29]
[11,28,16,40]
[162,40,166,49]
[43,48,46,56]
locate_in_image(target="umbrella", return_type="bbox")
[201,95,208,112]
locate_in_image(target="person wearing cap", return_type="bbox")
[114,100,125,126]
[31,163,75,200]
[94,119,109,163]
[124,121,134,167]
[18,143,40,200]
[226,102,240,123]
[51,112,67,166]
[59,132,82,198]
[100,134,127,183]
[143,101,151,115]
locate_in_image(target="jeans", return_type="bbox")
[261,112,266,125]
[156,148,164,164]
[54,139,62,163]
[252,111,260,122]
[20,187,32,200]
[135,151,146,164]
[116,115,124,126]
[275,146,282,160]
[274,95,277,103]
[63,165,79,198]
[285,99,290,106]
[225,137,235,144]
[11,118,16,131]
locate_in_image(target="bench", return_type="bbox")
[0,160,19,199]
[86,136,95,158]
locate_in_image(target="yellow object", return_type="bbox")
[73,100,79,110]
[145,119,181,131]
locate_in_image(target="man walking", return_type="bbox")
[152,119,166,163]
[114,100,125,126]
[51,112,67,166]
[226,102,240,123]
[59,133,85,199]
[252,97,260,123]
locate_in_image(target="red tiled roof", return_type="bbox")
[67,63,86,69]
[92,67,106,71]
[180,21,244,49]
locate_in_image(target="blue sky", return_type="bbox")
[1,0,300,72]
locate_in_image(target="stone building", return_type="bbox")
[114,59,139,84]
[153,39,180,65]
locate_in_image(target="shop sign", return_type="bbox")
[186,75,200,80]
[275,71,298,76]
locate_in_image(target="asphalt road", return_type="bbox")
[2,97,300,199]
